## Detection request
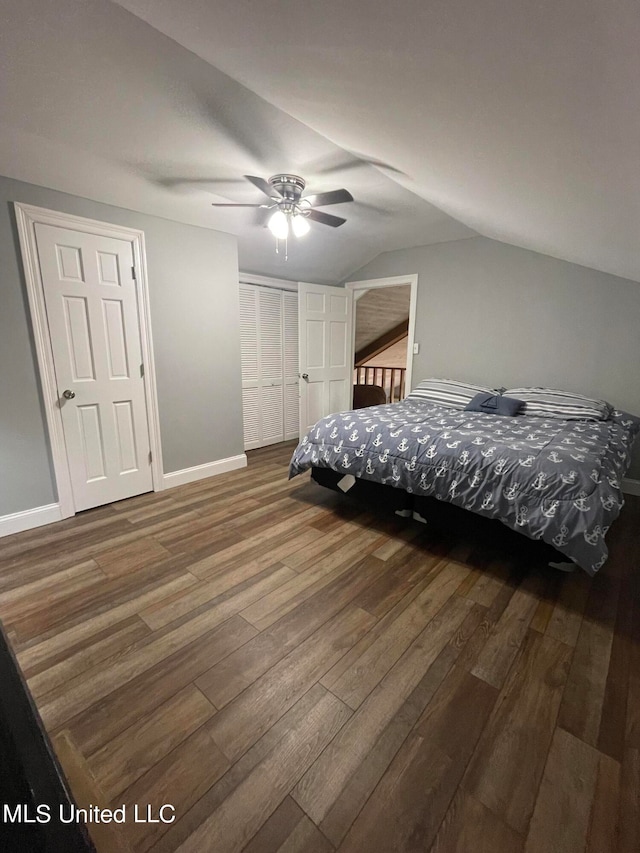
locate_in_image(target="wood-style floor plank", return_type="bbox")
[195,553,388,709]
[207,606,375,762]
[87,684,215,800]
[149,685,330,853]
[558,571,619,746]
[429,787,525,853]
[618,747,640,853]
[325,558,469,709]
[176,687,350,853]
[292,595,474,826]
[471,570,543,688]
[586,753,620,853]
[241,797,310,853]
[524,727,600,853]
[338,672,498,853]
[67,614,258,756]
[464,630,572,834]
[320,604,487,847]
[52,730,133,853]
[117,725,230,852]
[0,440,636,853]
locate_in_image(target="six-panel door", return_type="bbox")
[35,223,153,511]
[298,282,353,434]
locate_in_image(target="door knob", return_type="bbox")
[62,390,76,399]
[301,373,309,380]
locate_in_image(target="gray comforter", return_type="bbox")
[289,399,640,575]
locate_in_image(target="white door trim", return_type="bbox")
[345,273,418,400]
[14,202,164,519]
[239,272,299,292]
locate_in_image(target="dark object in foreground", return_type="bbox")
[0,620,95,853]
[353,384,387,409]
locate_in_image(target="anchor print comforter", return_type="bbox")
[289,399,640,575]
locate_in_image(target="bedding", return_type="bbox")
[405,378,495,408]
[289,398,640,575]
[503,387,611,421]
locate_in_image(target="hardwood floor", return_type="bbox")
[1,440,639,852]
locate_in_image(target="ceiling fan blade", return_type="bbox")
[211,203,270,207]
[244,175,281,198]
[307,209,347,228]
[305,189,354,207]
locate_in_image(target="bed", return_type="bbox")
[289,383,640,575]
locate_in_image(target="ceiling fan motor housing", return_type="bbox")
[269,174,306,202]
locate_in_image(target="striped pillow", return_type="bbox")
[407,378,495,409]
[503,387,611,421]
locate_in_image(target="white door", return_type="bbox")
[282,291,299,441]
[298,282,353,434]
[35,223,153,511]
[240,284,299,450]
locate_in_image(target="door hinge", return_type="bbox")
[140,363,145,377]
[131,266,137,280]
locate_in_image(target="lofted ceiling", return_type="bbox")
[355,286,412,353]
[0,0,473,285]
[1,0,638,284]
[111,0,640,283]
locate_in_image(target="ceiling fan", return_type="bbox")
[211,174,354,239]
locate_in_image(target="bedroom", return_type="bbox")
[0,0,639,851]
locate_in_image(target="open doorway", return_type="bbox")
[345,275,418,407]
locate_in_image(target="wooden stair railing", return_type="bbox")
[354,366,406,403]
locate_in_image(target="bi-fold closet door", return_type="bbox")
[239,283,299,450]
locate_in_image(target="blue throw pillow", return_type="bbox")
[465,392,524,416]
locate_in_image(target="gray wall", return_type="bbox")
[351,236,640,478]
[0,175,244,516]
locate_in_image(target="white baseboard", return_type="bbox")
[162,453,247,489]
[0,503,63,539]
[623,478,640,496]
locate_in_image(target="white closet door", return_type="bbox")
[240,283,295,450]
[282,291,300,441]
[239,285,260,448]
[258,287,285,446]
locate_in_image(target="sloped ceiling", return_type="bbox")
[2,0,638,284]
[0,0,473,285]
[112,0,640,283]
[355,286,411,353]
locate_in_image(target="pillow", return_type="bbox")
[503,387,611,421]
[465,392,524,416]
[406,378,495,409]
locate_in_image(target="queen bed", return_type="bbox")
[289,380,640,575]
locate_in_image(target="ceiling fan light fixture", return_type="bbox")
[292,213,310,237]
[268,209,289,240]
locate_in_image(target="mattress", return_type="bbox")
[289,399,640,575]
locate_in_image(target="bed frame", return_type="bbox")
[310,466,575,571]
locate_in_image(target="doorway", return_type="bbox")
[15,204,163,518]
[345,275,418,405]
